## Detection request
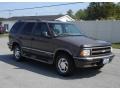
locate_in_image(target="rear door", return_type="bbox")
[18,22,36,51]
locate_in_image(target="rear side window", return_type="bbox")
[10,22,24,34]
[20,22,35,35]
[33,23,49,36]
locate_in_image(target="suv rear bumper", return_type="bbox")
[73,54,115,68]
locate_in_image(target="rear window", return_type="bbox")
[10,22,24,34]
[20,22,35,35]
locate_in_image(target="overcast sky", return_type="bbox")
[0,2,89,18]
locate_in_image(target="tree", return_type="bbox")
[67,9,74,18]
[86,2,116,20]
[75,9,87,20]
[114,3,120,19]
[66,2,120,20]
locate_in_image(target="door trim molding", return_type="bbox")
[22,47,54,55]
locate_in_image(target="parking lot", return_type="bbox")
[0,37,120,88]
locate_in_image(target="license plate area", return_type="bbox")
[103,58,110,64]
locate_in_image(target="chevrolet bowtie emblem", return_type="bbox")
[102,50,106,53]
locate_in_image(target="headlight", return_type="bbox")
[80,49,91,56]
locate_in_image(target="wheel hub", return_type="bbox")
[14,48,20,59]
[58,58,68,73]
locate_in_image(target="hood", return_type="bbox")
[56,35,111,48]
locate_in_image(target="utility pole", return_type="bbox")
[8,10,12,18]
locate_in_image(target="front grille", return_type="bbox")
[91,46,111,56]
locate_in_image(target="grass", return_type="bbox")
[112,43,120,49]
[0,33,9,38]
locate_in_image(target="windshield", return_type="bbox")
[48,23,83,36]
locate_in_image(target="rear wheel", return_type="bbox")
[13,45,23,61]
[55,54,75,76]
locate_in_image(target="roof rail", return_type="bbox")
[17,19,41,22]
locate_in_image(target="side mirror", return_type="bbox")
[42,31,51,38]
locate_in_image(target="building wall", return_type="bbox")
[2,20,16,32]
[73,21,120,43]
[56,15,75,22]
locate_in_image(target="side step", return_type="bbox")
[22,52,53,64]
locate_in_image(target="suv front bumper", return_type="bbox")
[73,54,115,68]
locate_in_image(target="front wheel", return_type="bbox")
[55,54,75,76]
[13,45,23,61]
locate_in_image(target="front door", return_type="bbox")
[31,22,54,62]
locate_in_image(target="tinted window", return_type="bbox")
[10,22,24,34]
[21,22,35,35]
[33,23,49,36]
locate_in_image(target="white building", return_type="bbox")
[1,15,75,32]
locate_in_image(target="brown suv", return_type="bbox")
[8,20,114,76]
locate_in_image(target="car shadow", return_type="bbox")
[0,54,102,80]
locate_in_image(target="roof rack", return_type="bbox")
[18,19,42,22]
[17,19,66,23]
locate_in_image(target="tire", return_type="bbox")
[13,45,23,61]
[55,54,75,76]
